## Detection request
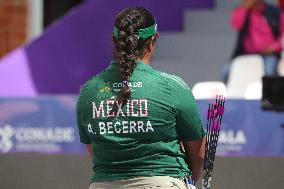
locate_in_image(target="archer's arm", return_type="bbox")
[85,144,93,158]
[182,137,206,182]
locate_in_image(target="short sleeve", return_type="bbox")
[76,88,91,144]
[171,77,205,141]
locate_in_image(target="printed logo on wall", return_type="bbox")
[0,125,14,153]
[0,124,76,154]
[217,129,247,154]
[199,99,284,157]
[0,96,87,154]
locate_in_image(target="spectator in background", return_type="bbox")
[279,0,284,11]
[224,0,284,83]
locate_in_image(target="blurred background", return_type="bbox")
[0,0,283,189]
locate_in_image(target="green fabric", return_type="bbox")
[138,22,157,39]
[113,27,119,39]
[113,22,157,39]
[76,61,205,182]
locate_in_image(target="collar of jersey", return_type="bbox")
[108,60,153,71]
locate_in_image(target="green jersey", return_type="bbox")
[76,61,205,182]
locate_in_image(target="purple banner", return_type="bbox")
[0,96,84,154]
[0,48,37,96]
[1,97,282,156]
[198,100,284,157]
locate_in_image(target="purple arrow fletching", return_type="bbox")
[212,121,220,131]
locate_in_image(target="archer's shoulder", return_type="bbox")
[159,71,191,91]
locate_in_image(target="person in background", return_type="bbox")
[76,7,205,189]
[278,0,284,75]
[279,0,284,11]
[224,0,284,83]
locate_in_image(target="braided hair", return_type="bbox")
[113,7,157,104]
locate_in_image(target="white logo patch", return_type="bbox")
[0,125,14,153]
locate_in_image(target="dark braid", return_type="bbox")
[113,7,157,104]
